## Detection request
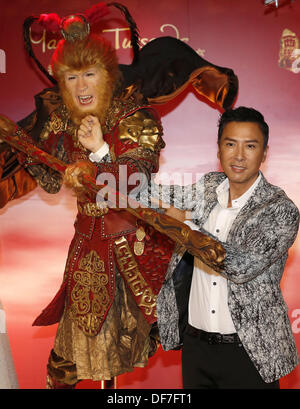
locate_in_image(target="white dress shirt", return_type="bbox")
[89,142,110,163]
[186,173,261,334]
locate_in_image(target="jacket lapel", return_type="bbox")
[200,172,274,244]
[200,172,226,225]
[227,173,272,243]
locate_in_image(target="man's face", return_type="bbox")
[217,121,268,194]
[60,64,113,126]
[63,66,102,115]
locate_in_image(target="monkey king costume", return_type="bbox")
[0,2,238,388]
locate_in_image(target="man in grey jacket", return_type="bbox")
[152,106,299,389]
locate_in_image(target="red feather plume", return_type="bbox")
[85,2,110,24]
[38,13,61,33]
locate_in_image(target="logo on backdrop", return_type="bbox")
[0,49,6,74]
[278,29,300,74]
[29,23,206,57]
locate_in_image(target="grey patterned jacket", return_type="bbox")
[151,171,299,383]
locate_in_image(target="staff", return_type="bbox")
[0,114,225,269]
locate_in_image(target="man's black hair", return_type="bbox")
[218,106,269,147]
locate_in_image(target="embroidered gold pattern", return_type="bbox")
[51,112,66,134]
[134,226,146,256]
[40,109,67,141]
[104,94,147,134]
[136,226,146,241]
[70,250,110,336]
[117,146,160,175]
[41,104,87,150]
[134,241,144,256]
[77,202,109,217]
[114,236,157,318]
[26,164,62,194]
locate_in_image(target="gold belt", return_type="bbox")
[77,202,109,217]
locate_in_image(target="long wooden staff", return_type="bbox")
[0,115,225,269]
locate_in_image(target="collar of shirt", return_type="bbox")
[216,172,262,210]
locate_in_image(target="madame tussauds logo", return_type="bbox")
[29,24,190,54]
[0,49,6,73]
[29,24,206,58]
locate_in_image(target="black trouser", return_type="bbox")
[182,326,280,389]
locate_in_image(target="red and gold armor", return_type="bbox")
[32,89,174,334]
[0,86,174,383]
[0,88,172,383]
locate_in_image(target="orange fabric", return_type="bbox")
[148,66,229,108]
[0,167,37,208]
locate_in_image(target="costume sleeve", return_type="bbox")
[139,177,205,223]
[0,145,37,209]
[0,87,63,200]
[89,142,110,162]
[15,87,64,194]
[218,197,299,284]
[4,125,63,195]
[25,163,63,192]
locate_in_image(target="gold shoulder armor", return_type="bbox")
[118,109,164,152]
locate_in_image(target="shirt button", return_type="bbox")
[211,310,215,314]
[216,229,220,233]
[213,282,217,286]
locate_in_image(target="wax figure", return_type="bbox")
[0,2,238,389]
[144,107,300,389]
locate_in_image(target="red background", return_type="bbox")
[0,0,300,389]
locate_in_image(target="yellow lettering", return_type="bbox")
[30,28,47,53]
[102,27,130,50]
[30,24,191,54]
[160,24,189,42]
[122,38,132,49]
[140,38,149,46]
[47,39,57,51]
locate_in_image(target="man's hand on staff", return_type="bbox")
[165,207,192,222]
